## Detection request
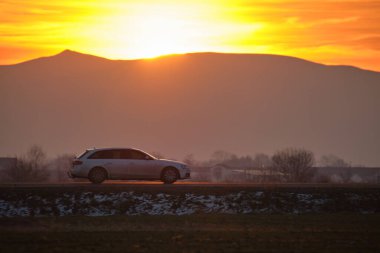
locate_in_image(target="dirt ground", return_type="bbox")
[1,214,380,253]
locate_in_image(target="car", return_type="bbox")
[68,147,191,184]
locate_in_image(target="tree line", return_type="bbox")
[0,145,74,182]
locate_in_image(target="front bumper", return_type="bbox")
[67,171,76,178]
[178,168,191,179]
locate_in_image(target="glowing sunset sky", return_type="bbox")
[1,0,380,71]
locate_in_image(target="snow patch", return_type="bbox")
[0,190,378,217]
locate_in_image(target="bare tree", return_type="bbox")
[253,153,272,168]
[209,150,236,165]
[272,148,315,182]
[319,154,350,167]
[3,145,50,182]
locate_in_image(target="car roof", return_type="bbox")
[87,147,141,152]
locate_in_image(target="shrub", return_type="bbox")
[272,148,315,182]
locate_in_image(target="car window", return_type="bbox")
[120,150,147,160]
[88,150,121,159]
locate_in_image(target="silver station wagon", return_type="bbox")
[68,148,191,184]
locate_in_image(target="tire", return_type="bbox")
[161,167,178,184]
[88,167,107,184]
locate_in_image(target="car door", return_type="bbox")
[87,149,124,179]
[122,149,160,179]
[110,149,134,179]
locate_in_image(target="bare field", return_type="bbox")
[1,214,380,253]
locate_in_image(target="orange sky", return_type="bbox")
[1,0,380,71]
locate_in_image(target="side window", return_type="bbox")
[120,150,147,160]
[130,150,147,160]
[88,150,121,159]
[120,150,132,159]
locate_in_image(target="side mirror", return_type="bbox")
[145,155,151,160]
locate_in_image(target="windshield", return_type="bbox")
[142,150,157,160]
[77,150,90,159]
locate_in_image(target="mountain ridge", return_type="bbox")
[2,50,378,75]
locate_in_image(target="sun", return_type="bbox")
[93,5,204,59]
[127,11,193,58]
[71,2,265,60]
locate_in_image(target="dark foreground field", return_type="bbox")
[1,184,379,252]
[1,214,380,253]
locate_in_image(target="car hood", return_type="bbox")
[158,159,186,167]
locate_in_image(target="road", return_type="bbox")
[1,180,380,187]
[1,181,379,194]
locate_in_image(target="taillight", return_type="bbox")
[72,160,83,166]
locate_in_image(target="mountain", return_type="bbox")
[1,50,379,165]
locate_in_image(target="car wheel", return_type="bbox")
[89,167,107,184]
[161,168,178,184]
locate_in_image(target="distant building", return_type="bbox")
[209,164,283,182]
[189,164,282,182]
[190,164,380,183]
[0,157,17,170]
[0,157,17,181]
